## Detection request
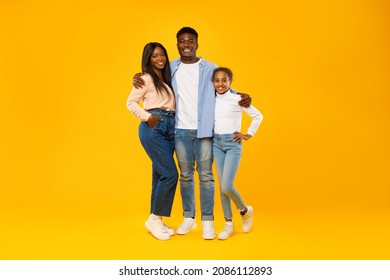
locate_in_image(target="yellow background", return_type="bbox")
[1,0,389,259]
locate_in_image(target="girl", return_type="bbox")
[127,42,178,240]
[212,67,263,240]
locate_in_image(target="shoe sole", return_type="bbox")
[218,234,234,240]
[146,224,174,236]
[218,231,234,240]
[203,234,216,240]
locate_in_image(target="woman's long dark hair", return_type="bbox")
[141,42,174,97]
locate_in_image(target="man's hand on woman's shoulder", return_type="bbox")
[132,72,145,89]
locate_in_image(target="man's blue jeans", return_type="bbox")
[174,129,214,221]
[213,134,246,219]
[138,109,178,217]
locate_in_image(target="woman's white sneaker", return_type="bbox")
[164,224,175,236]
[145,218,170,240]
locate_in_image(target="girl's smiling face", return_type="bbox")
[213,70,231,94]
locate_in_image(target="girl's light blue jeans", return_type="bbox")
[213,134,246,219]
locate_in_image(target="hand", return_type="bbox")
[233,131,252,142]
[238,92,252,108]
[147,114,161,128]
[132,72,145,89]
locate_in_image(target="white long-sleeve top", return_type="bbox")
[126,73,175,122]
[214,89,263,136]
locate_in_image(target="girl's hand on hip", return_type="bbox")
[233,132,252,142]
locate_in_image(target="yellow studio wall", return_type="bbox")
[1,0,389,259]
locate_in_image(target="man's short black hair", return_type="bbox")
[176,27,198,40]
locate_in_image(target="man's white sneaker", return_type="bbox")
[176,218,197,235]
[145,218,170,240]
[218,222,234,240]
[241,206,253,233]
[202,221,216,240]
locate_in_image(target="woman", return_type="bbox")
[126,42,178,240]
[212,67,263,240]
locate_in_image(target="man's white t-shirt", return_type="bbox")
[176,60,201,129]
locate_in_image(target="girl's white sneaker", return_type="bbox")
[241,206,253,233]
[218,222,234,240]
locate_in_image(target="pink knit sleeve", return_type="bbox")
[126,75,152,122]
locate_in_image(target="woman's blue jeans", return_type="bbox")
[138,109,178,217]
[213,134,246,219]
[174,129,214,221]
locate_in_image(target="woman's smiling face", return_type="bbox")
[150,46,166,72]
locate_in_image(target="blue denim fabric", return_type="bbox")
[213,134,246,219]
[138,109,178,217]
[174,129,214,221]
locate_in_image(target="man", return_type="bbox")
[133,27,251,240]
